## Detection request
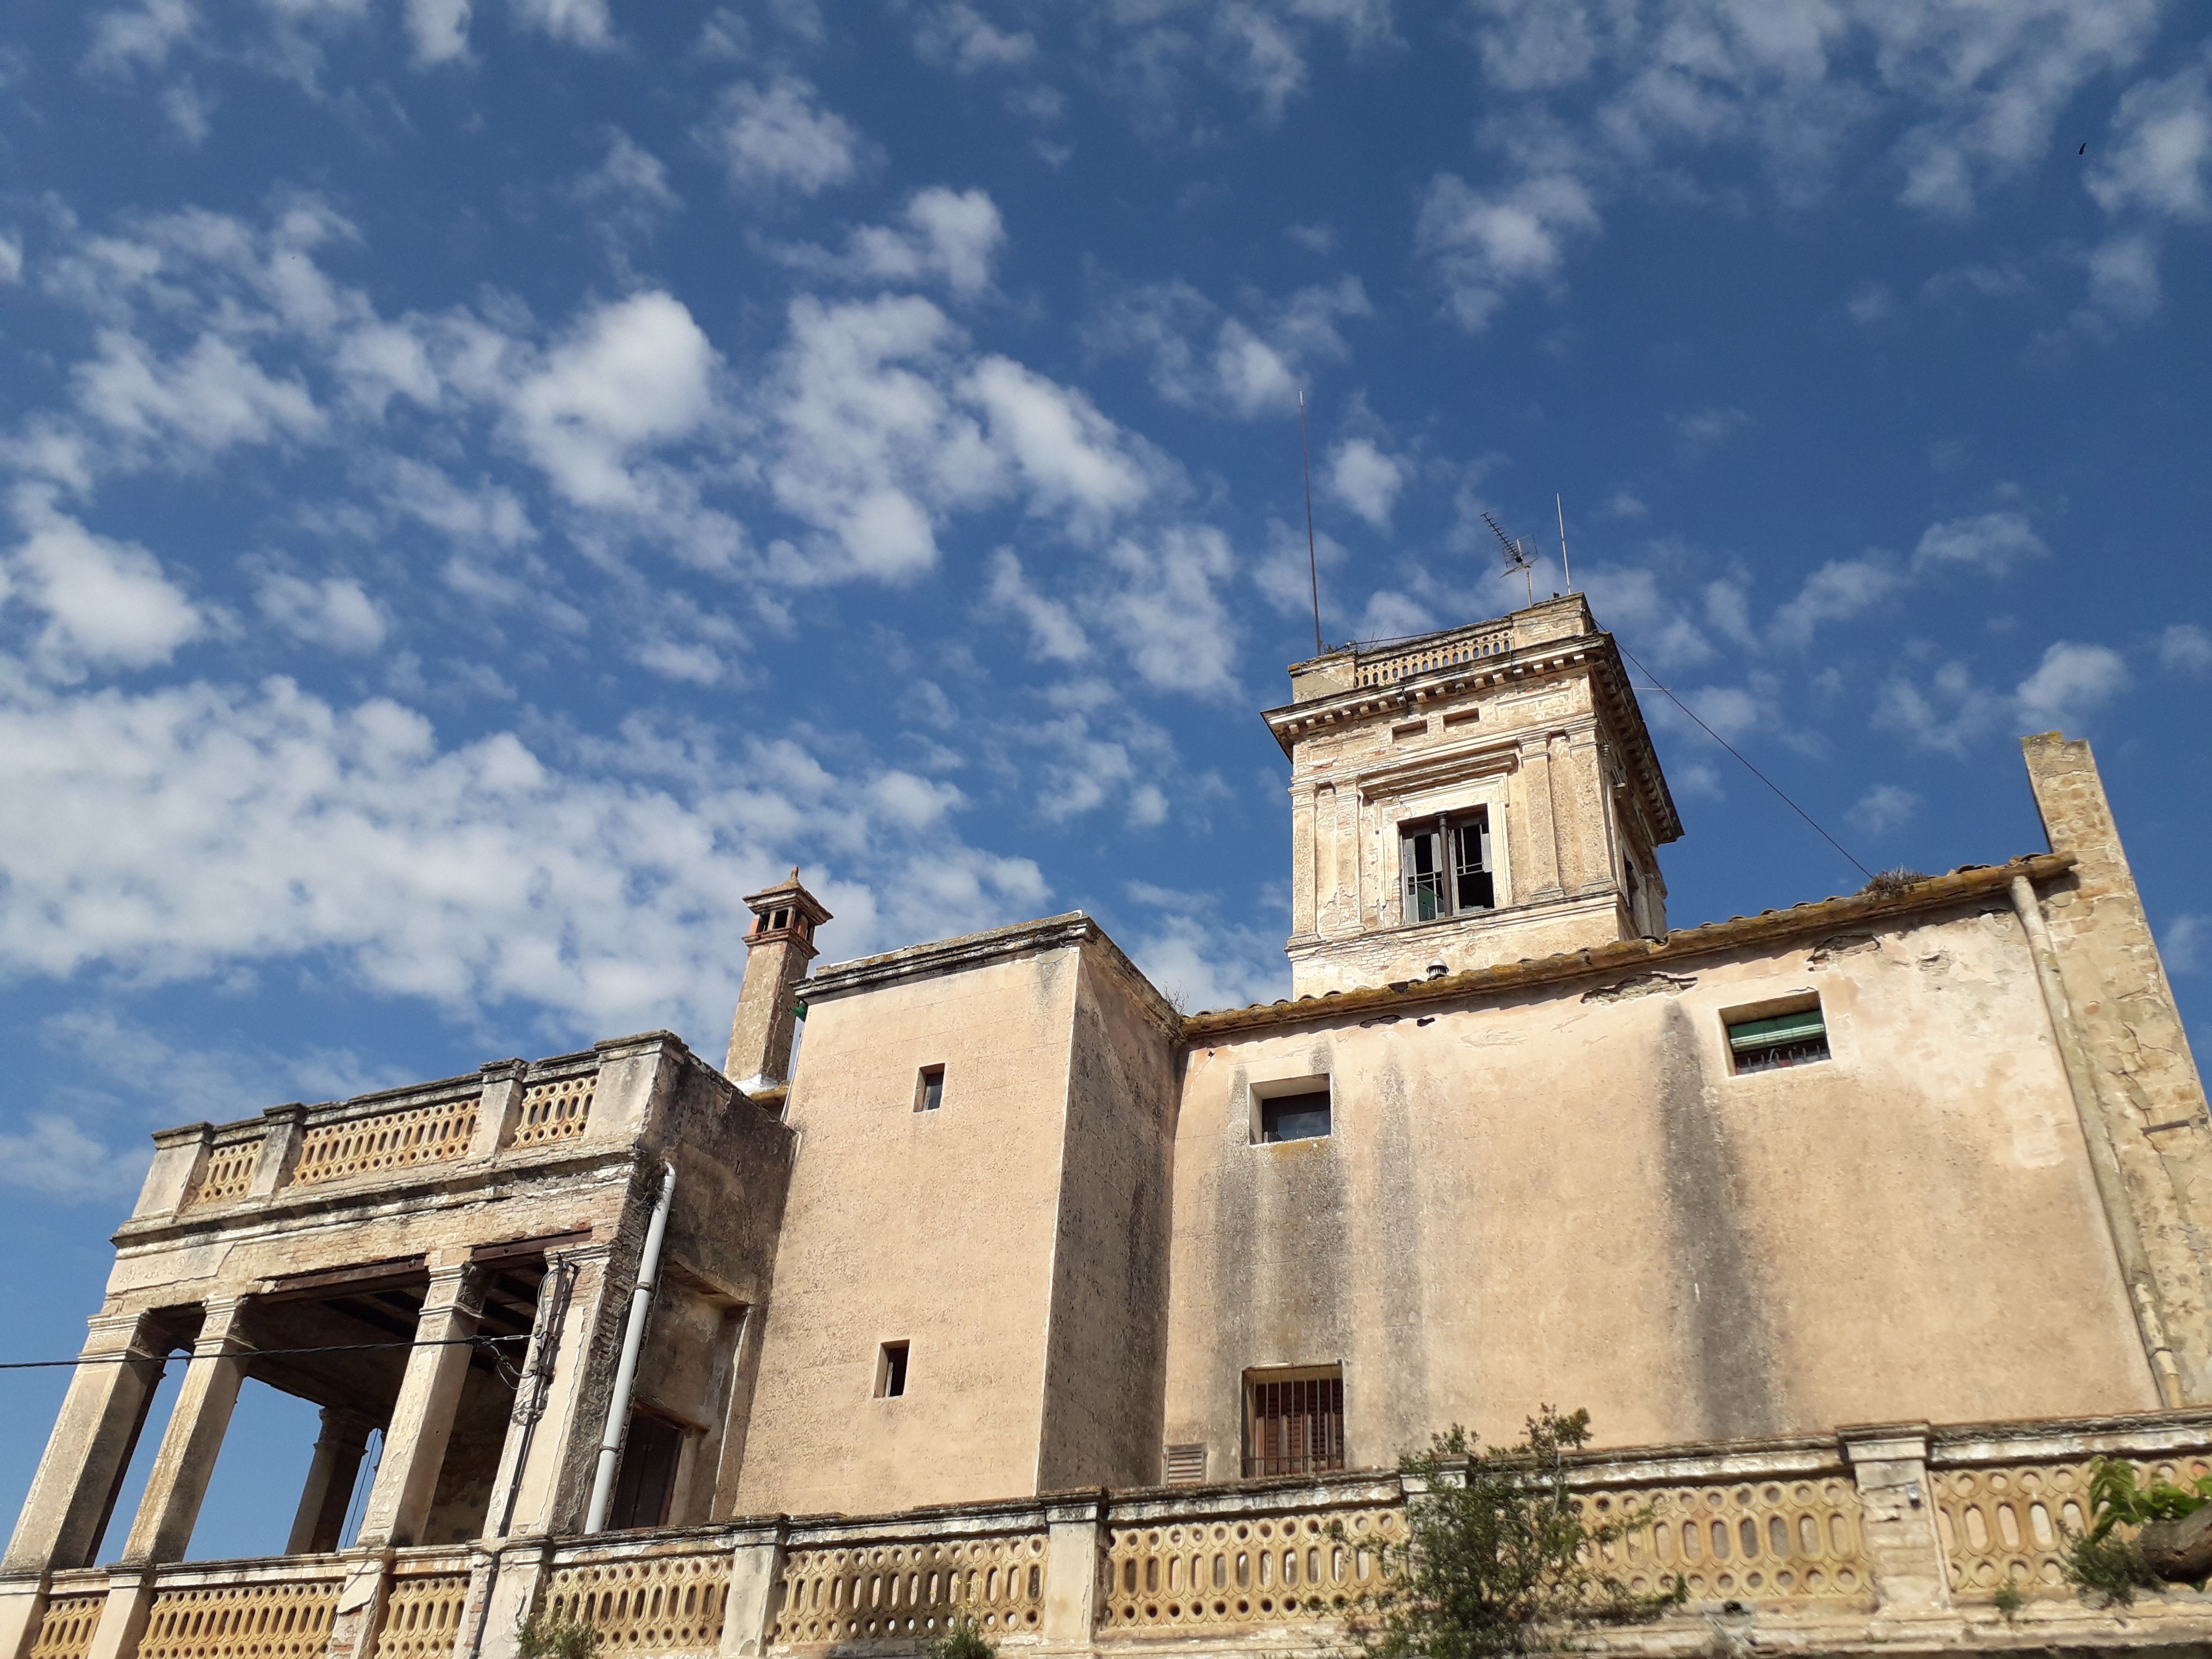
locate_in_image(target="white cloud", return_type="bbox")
[0,1115,149,1202]
[2014,640,2131,732]
[574,130,682,244]
[788,187,1006,299]
[74,329,325,466]
[2086,231,2162,319]
[84,0,198,74]
[1845,281,1896,326]
[1912,510,2047,576]
[967,355,1155,531]
[914,3,1036,72]
[404,0,470,64]
[2159,624,2212,678]
[1771,556,1902,647]
[7,502,204,672]
[0,235,18,286]
[1874,659,2005,754]
[1416,167,1599,331]
[2166,914,2210,975]
[508,0,611,50]
[1848,783,1919,836]
[985,549,1088,662]
[1125,910,1287,1013]
[1325,438,1404,529]
[505,292,719,510]
[2090,49,2212,223]
[256,573,386,653]
[0,674,1048,1036]
[699,77,863,196]
[1099,525,1239,695]
[1670,406,1749,451]
[1089,276,1366,420]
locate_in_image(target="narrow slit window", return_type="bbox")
[1260,1087,1332,1143]
[915,1065,945,1112]
[1244,1368,1344,1478]
[1727,1004,1830,1073]
[1401,809,1494,923]
[876,1341,910,1398]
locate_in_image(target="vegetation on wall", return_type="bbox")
[2062,1458,2212,1604]
[1346,1407,1684,1659]
[924,1613,996,1659]
[515,1610,600,1659]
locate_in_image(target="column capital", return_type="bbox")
[189,1298,253,1355]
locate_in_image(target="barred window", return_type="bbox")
[1243,1367,1345,1478]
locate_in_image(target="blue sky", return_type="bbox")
[2,0,2210,1556]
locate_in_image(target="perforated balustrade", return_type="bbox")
[292,1097,480,1187]
[1934,1453,2212,1598]
[1100,1506,1401,1632]
[1352,625,1515,688]
[369,1572,472,1659]
[772,1535,1047,1646]
[186,1139,261,1207]
[1576,1475,1870,1606]
[539,1550,731,1656]
[133,1579,341,1659]
[26,1595,106,1659]
[510,1075,594,1149]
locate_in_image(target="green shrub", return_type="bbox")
[1345,1407,1685,1659]
[516,1610,600,1659]
[925,1613,995,1659]
[2057,1457,2212,1605]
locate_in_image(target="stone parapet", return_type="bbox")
[20,1412,2212,1659]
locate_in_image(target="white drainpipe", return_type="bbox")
[585,1160,676,1531]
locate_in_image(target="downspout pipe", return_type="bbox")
[585,1160,676,1531]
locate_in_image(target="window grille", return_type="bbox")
[1401,810,1494,923]
[1244,1371,1345,1477]
[1727,1006,1830,1073]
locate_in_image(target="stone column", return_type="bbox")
[717,1521,789,1659]
[3,1311,173,1575]
[471,1061,527,1161]
[286,1409,376,1556]
[1842,1425,1951,1619]
[494,1247,622,1540]
[1040,1494,1105,1645]
[247,1105,306,1199]
[80,1567,155,1659]
[117,1298,252,1566]
[352,1263,482,1550]
[469,1540,552,1659]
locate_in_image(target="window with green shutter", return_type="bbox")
[1726,1004,1830,1073]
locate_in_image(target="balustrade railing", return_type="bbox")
[1352,624,1515,688]
[509,1074,593,1150]
[134,1568,344,1659]
[25,1590,107,1659]
[772,1532,1047,1646]
[185,1138,263,1208]
[293,1097,479,1187]
[540,1545,731,1657]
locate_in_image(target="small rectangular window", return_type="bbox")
[607,1412,685,1531]
[1727,1004,1830,1073]
[1391,719,1428,740]
[915,1065,945,1112]
[1442,708,1480,728]
[1244,1367,1344,1477]
[1260,1088,1332,1142]
[876,1341,910,1398]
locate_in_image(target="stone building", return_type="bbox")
[6,593,2212,1659]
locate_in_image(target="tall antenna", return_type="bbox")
[1482,510,1536,607]
[1556,493,1573,593]
[1298,390,1322,653]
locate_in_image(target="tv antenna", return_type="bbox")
[1482,511,1537,607]
[1556,493,1573,593]
[1298,390,1322,654]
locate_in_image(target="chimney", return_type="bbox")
[725,869,832,1094]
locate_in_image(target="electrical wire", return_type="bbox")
[0,1335,529,1372]
[1615,638,1875,884]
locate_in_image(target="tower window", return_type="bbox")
[1244,1367,1344,1477]
[1726,1003,1830,1073]
[876,1341,910,1398]
[915,1065,945,1112]
[1401,809,1494,923]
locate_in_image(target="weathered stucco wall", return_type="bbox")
[1035,944,1180,1491]
[732,937,1084,1515]
[1167,898,2158,1476]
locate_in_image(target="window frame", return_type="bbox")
[1249,1074,1333,1146]
[1722,995,1832,1075]
[914,1064,946,1112]
[1242,1364,1346,1478]
[1399,806,1497,925]
[875,1341,911,1399]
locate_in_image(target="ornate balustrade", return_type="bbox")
[185,1134,264,1209]
[28,1414,2212,1659]
[293,1097,480,1188]
[1352,623,1516,688]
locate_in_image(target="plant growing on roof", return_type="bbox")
[925,1612,995,1659]
[1341,1407,1685,1659]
